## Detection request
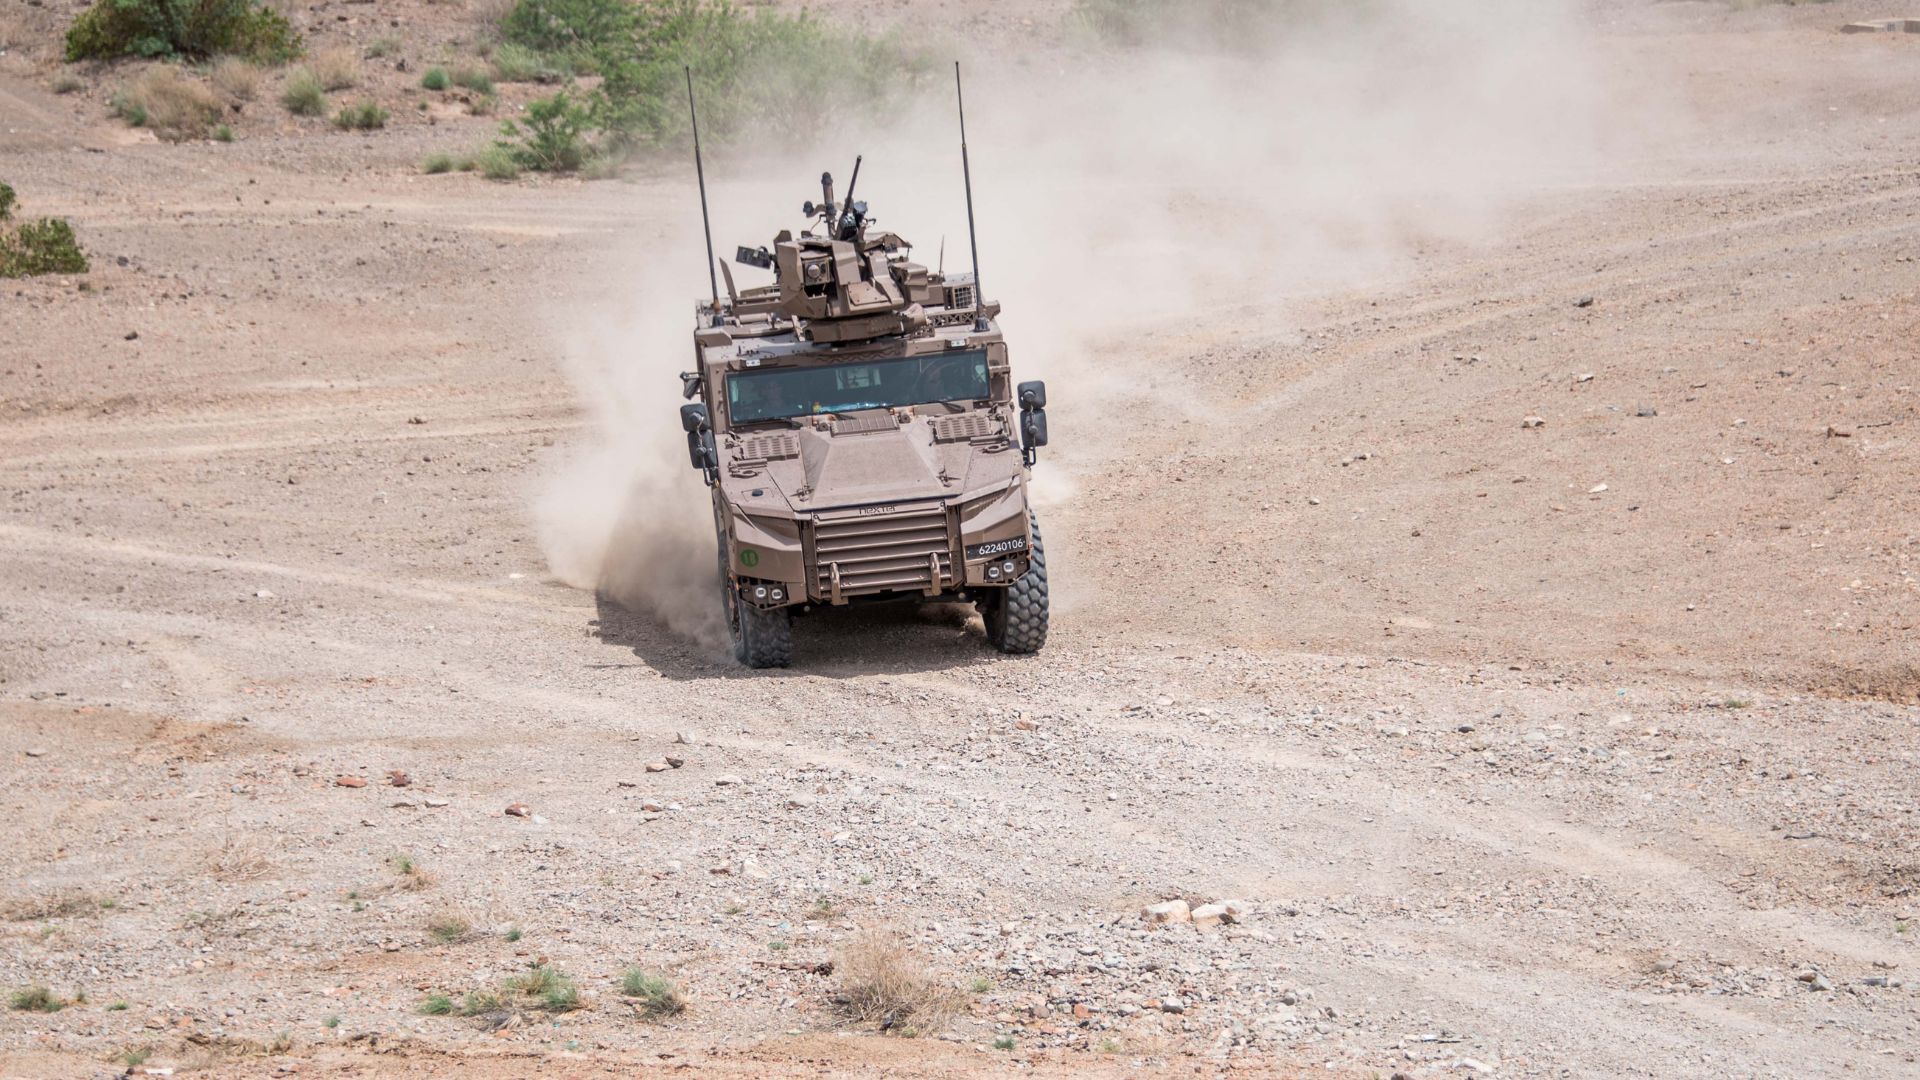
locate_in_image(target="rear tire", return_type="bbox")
[981,511,1049,654]
[718,522,792,669]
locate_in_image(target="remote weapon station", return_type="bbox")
[677,65,1051,667]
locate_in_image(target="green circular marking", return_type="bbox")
[740,549,760,568]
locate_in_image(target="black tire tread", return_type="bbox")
[985,511,1049,654]
[734,601,794,668]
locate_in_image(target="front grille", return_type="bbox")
[812,503,952,600]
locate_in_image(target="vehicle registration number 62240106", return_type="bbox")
[965,536,1028,559]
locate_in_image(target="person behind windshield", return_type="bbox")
[920,357,980,404]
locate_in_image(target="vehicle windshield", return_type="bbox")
[727,351,990,424]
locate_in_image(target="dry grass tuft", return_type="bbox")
[210,57,262,101]
[389,852,435,891]
[425,910,472,944]
[834,928,964,1036]
[310,46,360,91]
[114,66,224,141]
[1,889,100,922]
[207,832,274,881]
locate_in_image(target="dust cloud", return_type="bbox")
[529,221,729,648]
[534,0,1646,643]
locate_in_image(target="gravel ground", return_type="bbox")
[2,1,1917,1077]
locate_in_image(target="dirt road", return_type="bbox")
[2,2,1917,1077]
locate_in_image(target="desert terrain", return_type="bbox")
[2,1,1917,1077]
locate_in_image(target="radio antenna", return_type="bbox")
[685,67,722,327]
[955,62,988,332]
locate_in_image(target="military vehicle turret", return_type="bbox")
[674,71,1050,667]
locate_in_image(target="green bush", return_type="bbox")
[593,1,932,149]
[491,41,562,83]
[474,144,520,181]
[499,90,588,172]
[501,0,634,56]
[333,100,389,130]
[65,0,301,64]
[421,66,449,91]
[422,151,455,174]
[451,66,494,95]
[281,68,326,116]
[0,183,14,220]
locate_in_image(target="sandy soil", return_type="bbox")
[2,1,1917,1077]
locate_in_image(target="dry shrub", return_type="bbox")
[207,832,274,881]
[310,46,359,90]
[210,57,261,101]
[425,909,473,944]
[390,852,435,891]
[116,66,224,141]
[1,889,99,922]
[834,928,964,1036]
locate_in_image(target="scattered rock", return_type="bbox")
[1143,899,1191,925]
[124,329,139,340]
[1574,295,1595,308]
[24,748,47,758]
[423,797,449,808]
[1521,414,1546,429]
[665,755,686,769]
[504,802,532,818]
[1191,903,1227,927]
[786,794,815,809]
[1158,995,1187,1013]
[645,760,670,773]
[642,800,665,812]
[1588,483,1608,494]
[334,775,366,788]
[1014,717,1039,731]
[616,779,637,788]
[675,731,698,745]
[1221,899,1251,924]
[385,770,410,787]
[715,775,743,786]
[255,589,276,599]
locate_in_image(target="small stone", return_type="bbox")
[504,802,532,818]
[1143,900,1191,925]
[1574,296,1595,308]
[1221,899,1250,924]
[1159,996,1186,1014]
[1191,903,1227,927]
[674,731,697,745]
[1521,414,1545,429]
[1307,496,1321,506]
[124,329,139,340]
[786,794,815,809]
[715,775,743,786]
[641,800,665,813]
[1588,483,1608,494]
[739,858,770,880]
[24,748,47,758]
[645,761,670,773]
[1014,718,1039,731]
[334,776,366,788]
[616,779,637,788]
[665,755,686,769]
[255,589,276,599]
[385,770,410,787]
[423,797,449,808]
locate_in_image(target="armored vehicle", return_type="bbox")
[676,158,1052,668]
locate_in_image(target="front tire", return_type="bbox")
[981,511,1049,654]
[718,522,792,669]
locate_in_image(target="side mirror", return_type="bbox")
[1021,409,1049,450]
[680,403,709,434]
[680,371,703,400]
[1017,380,1047,410]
